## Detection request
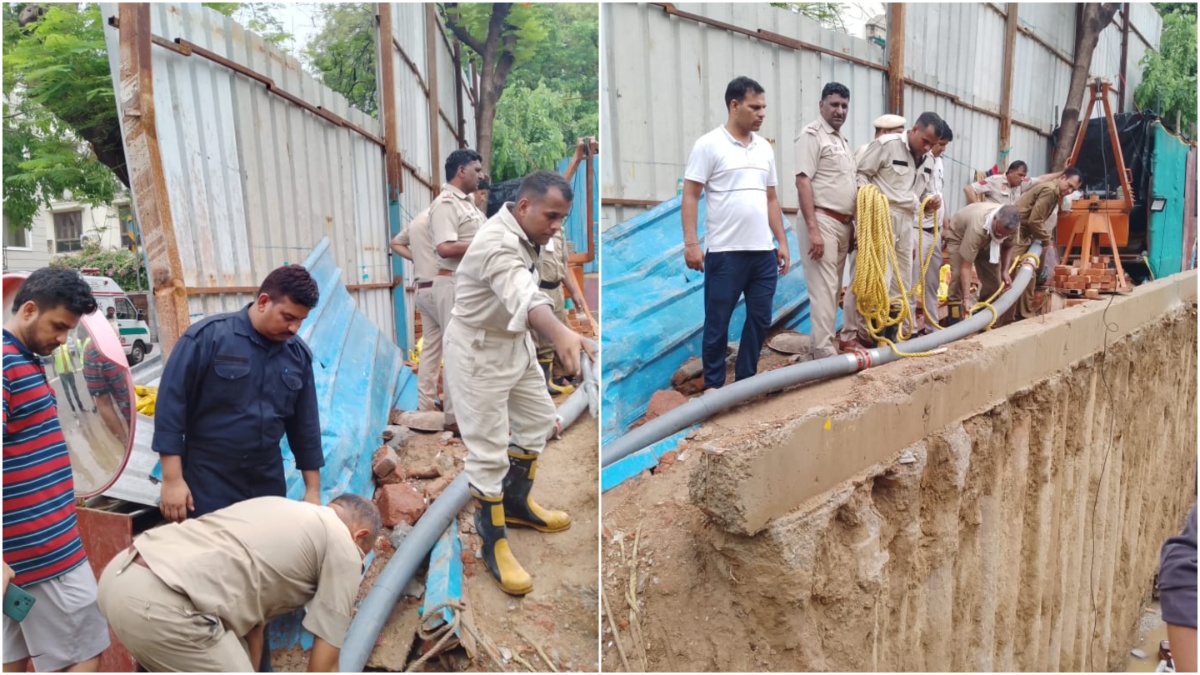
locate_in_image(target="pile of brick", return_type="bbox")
[1052,256,1129,299]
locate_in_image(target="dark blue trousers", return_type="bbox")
[702,250,779,390]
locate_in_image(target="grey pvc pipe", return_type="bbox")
[600,243,1043,468]
[340,350,598,672]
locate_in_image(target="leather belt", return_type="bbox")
[539,280,561,290]
[417,281,433,289]
[815,207,853,224]
[436,269,454,277]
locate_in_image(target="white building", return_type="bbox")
[2,193,136,273]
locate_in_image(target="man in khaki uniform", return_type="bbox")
[794,82,857,359]
[1006,167,1083,320]
[97,495,379,672]
[430,148,486,433]
[942,202,1019,325]
[964,160,1065,206]
[391,207,442,412]
[839,112,944,346]
[443,171,595,596]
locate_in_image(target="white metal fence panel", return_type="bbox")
[100,3,394,337]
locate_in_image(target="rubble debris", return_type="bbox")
[377,484,427,527]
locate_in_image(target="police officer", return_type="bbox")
[429,149,487,434]
[443,171,595,596]
[391,207,442,413]
[840,112,944,346]
[794,82,857,360]
[153,265,324,523]
[942,202,1019,325]
[1006,167,1083,321]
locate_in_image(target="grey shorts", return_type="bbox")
[2,562,111,671]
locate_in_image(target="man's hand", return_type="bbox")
[552,328,585,379]
[4,563,14,591]
[684,244,704,272]
[806,227,825,261]
[160,477,194,523]
[303,490,321,506]
[1001,270,1013,290]
[962,301,973,319]
[927,195,943,212]
[776,246,791,276]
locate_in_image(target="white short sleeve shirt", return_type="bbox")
[684,126,778,253]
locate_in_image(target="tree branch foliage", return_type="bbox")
[1135,3,1197,136]
[304,3,377,117]
[50,241,147,292]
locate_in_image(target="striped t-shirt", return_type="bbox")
[3,329,87,586]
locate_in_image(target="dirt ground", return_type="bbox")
[273,399,599,672]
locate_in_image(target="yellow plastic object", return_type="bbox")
[408,336,424,366]
[134,385,158,417]
[938,264,951,303]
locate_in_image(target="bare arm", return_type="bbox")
[159,454,193,522]
[1168,625,1197,673]
[389,240,413,261]
[766,186,790,275]
[301,470,321,505]
[307,637,340,672]
[795,174,822,261]
[246,624,265,671]
[681,180,705,271]
[528,304,591,376]
[436,241,471,259]
[963,184,979,205]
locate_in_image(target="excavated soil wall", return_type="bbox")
[683,272,1197,671]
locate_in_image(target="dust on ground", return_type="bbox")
[274,402,599,672]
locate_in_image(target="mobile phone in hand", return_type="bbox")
[3,584,36,623]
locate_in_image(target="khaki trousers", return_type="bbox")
[98,548,253,672]
[414,286,442,412]
[443,318,557,497]
[796,211,852,359]
[431,276,457,425]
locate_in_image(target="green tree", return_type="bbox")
[490,83,575,181]
[440,2,552,173]
[770,3,851,32]
[50,241,148,292]
[304,3,377,117]
[1135,4,1197,136]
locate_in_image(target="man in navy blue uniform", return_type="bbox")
[153,265,324,522]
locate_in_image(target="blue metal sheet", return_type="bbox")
[421,524,464,631]
[599,195,811,444]
[556,155,600,274]
[601,426,698,492]
[1148,123,1192,277]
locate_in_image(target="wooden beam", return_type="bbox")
[377,4,403,200]
[886,4,905,116]
[453,39,467,147]
[426,4,441,191]
[1119,3,1130,113]
[999,3,1019,151]
[117,3,190,359]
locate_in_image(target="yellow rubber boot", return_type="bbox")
[502,449,572,533]
[471,488,533,596]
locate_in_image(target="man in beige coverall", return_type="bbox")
[443,171,595,596]
[429,148,487,434]
[96,495,379,672]
[794,82,857,360]
[839,112,944,346]
[942,202,1020,325]
[391,207,442,412]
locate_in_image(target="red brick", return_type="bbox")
[372,446,400,479]
[424,474,454,501]
[645,389,689,420]
[658,451,678,469]
[376,483,427,528]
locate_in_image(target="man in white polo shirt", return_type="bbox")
[681,76,790,391]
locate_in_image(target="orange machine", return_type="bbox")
[1056,78,1132,289]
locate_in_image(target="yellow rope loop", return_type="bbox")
[851,186,941,357]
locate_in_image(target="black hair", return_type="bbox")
[915,111,944,133]
[445,148,483,183]
[724,76,765,110]
[1006,160,1029,174]
[517,171,574,204]
[331,494,381,540]
[938,121,954,142]
[11,267,97,317]
[821,82,850,101]
[258,265,319,309]
[1063,167,1083,182]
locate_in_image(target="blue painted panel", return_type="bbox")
[1148,123,1191,277]
[422,524,464,631]
[600,196,811,443]
[390,200,411,351]
[556,155,599,274]
[601,426,698,492]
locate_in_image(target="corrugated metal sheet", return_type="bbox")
[600,196,808,442]
[556,155,599,274]
[1148,123,1193,276]
[604,3,1162,229]
[99,3,395,339]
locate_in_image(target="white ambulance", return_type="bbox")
[80,271,154,365]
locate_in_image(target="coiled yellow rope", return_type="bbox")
[851,185,940,357]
